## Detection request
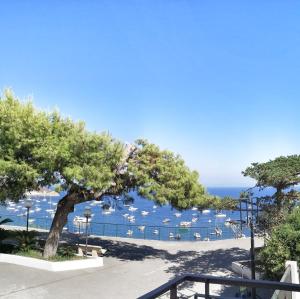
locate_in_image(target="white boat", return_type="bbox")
[73,216,86,223]
[126,230,133,236]
[191,207,198,211]
[102,210,112,215]
[7,207,16,211]
[129,206,138,212]
[208,219,212,223]
[123,213,129,218]
[174,213,181,218]
[203,237,210,241]
[35,207,41,212]
[180,221,191,227]
[216,213,227,218]
[46,209,54,213]
[162,218,170,224]
[202,209,210,214]
[194,233,201,239]
[128,216,135,223]
[141,211,149,216]
[42,198,47,202]
[153,229,159,235]
[169,233,174,239]
[28,219,35,223]
[191,217,198,223]
[153,205,157,209]
[138,226,145,231]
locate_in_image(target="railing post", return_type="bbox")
[170,285,177,299]
[205,279,210,299]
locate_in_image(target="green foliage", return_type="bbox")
[243,156,300,230]
[243,155,300,190]
[259,208,300,279]
[57,245,76,258]
[0,90,216,211]
[15,230,38,251]
[126,140,208,209]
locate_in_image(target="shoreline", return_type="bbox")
[2,224,264,250]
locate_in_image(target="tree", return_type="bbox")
[243,156,300,229]
[0,90,213,258]
[259,207,300,279]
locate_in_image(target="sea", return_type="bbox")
[0,187,277,242]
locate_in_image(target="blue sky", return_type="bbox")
[1,1,300,187]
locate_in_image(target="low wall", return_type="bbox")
[231,260,261,280]
[272,261,300,299]
[0,253,103,271]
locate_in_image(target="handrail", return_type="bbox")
[137,273,300,299]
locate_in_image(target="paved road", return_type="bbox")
[0,237,263,299]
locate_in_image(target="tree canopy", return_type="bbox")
[243,155,300,190]
[259,207,300,279]
[0,90,219,257]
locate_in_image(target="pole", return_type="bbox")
[85,216,89,257]
[26,207,29,232]
[239,198,243,232]
[250,196,256,299]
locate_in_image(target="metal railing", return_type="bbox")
[2,214,250,241]
[137,274,300,299]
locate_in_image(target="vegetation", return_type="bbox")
[258,208,300,280]
[243,155,300,230]
[0,90,221,257]
[0,228,79,261]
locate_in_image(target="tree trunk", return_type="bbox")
[43,193,77,258]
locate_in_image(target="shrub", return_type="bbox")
[259,208,300,279]
[57,245,76,258]
[15,230,38,252]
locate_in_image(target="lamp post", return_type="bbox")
[83,206,92,256]
[24,198,33,232]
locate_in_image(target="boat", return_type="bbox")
[128,206,138,212]
[102,210,112,215]
[202,209,210,214]
[194,233,201,239]
[203,237,210,241]
[153,205,157,209]
[208,219,212,223]
[169,233,174,239]
[180,221,191,227]
[162,218,170,224]
[73,216,86,223]
[174,213,181,218]
[127,215,135,223]
[191,207,198,211]
[216,213,227,218]
[153,229,159,235]
[35,207,41,212]
[191,217,198,223]
[46,209,54,213]
[126,230,133,236]
[138,226,145,231]
[141,211,149,216]
[123,213,129,218]
[28,219,35,223]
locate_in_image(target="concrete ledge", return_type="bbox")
[232,260,261,279]
[0,253,103,271]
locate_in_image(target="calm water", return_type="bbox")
[0,187,276,241]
